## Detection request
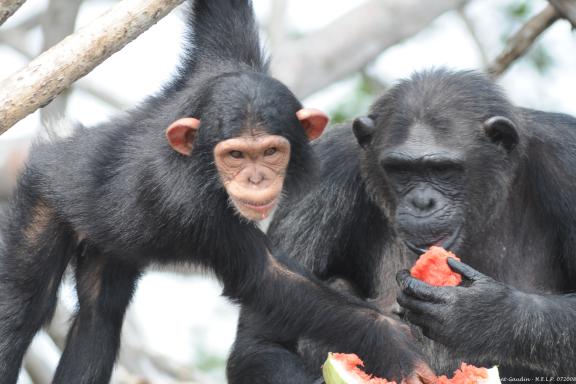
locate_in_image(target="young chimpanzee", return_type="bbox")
[0,1,434,383]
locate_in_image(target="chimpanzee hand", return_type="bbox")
[350,314,436,384]
[395,258,517,355]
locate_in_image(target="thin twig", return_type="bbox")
[487,4,560,78]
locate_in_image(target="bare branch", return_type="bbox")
[0,0,184,134]
[0,33,127,110]
[0,0,26,26]
[487,5,560,78]
[271,0,469,98]
[549,0,576,27]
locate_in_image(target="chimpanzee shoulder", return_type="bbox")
[269,123,391,294]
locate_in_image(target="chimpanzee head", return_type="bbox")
[164,71,328,222]
[353,69,525,253]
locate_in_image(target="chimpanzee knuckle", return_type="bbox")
[403,277,432,299]
[397,292,410,308]
[443,288,459,304]
[396,269,411,287]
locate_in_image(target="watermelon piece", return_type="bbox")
[323,353,501,384]
[323,353,396,384]
[410,246,462,286]
[439,363,501,384]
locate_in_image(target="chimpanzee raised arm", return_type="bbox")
[0,1,432,383]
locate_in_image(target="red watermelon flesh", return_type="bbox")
[323,353,500,384]
[410,246,462,286]
[323,353,396,384]
[438,363,497,384]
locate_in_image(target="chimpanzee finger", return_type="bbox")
[404,372,426,384]
[415,361,439,384]
[447,258,485,282]
[396,270,448,302]
[397,293,440,318]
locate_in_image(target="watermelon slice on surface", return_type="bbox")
[438,363,501,384]
[410,246,462,286]
[322,353,500,384]
[322,353,395,384]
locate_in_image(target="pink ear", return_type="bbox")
[296,108,329,141]
[165,117,201,156]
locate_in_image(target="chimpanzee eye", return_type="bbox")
[264,147,277,156]
[433,165,450,174]
[230,150,244,159]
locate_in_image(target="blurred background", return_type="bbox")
[0,0,574,383]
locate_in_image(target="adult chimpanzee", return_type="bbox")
[228,69,576,382]
[0,1,436,383]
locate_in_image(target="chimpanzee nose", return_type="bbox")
[409,190,436,212]
[249,173,264,185]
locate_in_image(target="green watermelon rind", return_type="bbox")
[323,353,363,384]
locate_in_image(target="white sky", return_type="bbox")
[2,0,575,382]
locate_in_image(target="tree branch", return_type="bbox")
[0,36,127,110]
[487,5,560,78]
[271,0,469,98]
[0,0,184,134]
[549,0,576,27]
[0,0,26,26]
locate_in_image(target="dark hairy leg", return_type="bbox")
[52,244,141,384]
[0,199,74,384]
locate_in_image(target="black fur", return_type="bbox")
[229,69,576,381]
[0,1,426,383]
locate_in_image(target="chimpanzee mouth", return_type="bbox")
[238,197,278,212]
[404,224,462,255]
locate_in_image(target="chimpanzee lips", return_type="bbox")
[238,197,277,212]
[405,224,463,255]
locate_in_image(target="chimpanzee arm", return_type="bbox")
[269,124,391,296]
[227,309,320,384]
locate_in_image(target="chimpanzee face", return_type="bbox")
[164,73,330,222]
[355,112,520,254]
[352,70,523,253]
[372,120,468,251]
[214,131,291,221]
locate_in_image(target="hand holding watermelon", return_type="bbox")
[396,247,519,354]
